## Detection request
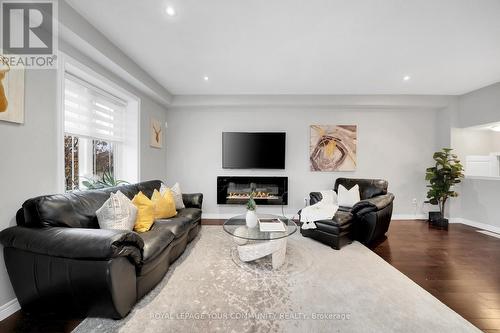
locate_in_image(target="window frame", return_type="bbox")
[57,53,141,192]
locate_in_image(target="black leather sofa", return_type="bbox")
[300,178,394,249]
[0,180,203,319]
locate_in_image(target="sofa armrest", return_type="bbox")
[309,192,323,205]
[182,193,203,209]
[0,226,144,265]
[352,193,395,216]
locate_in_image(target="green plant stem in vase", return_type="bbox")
[246,192,256,211]
[245,192,258,228]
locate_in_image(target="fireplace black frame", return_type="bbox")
[217,176,288,205]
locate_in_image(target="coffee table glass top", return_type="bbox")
[223,214,298,241]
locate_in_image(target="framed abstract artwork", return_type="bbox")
[0,64,25,124]
[310,125,357,171]
[150,118,163,148]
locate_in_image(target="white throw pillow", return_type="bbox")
[160,182,185,210]
[337,184,361,208]
[96,190,137,230]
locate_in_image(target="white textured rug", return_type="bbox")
[74,226,479,333]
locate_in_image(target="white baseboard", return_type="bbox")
[392,214,427,220]
[449,217,500,234]
[202,213,427,220]
[0,298,20,321]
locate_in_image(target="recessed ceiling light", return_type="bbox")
[490,125,500,132]
[403,75,411,81]
[165,6,176,16]
[203,76,209,81]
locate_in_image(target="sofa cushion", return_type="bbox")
[176,208,202,225]
[19,180,162,228]
[314,210,353,235]
[153,217,192,238]
[138,225,175,262]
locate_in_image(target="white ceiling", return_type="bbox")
[66,0,500,95]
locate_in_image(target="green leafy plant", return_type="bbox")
[425,148,464,218]
[82,169,129,190]
[246,192,256,211]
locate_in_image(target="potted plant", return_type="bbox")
[82,169,130,190]
[425,148,464,228]
[245,192,258,228]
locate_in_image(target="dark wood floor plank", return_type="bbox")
[373,220,500,332]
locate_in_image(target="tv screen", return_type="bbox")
[222,132,286,169]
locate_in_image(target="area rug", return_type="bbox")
[73,226,480,333]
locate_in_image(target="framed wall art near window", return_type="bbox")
[0,63,25,124]
[150,118,163,148]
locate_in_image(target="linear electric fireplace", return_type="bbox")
[217,176,288,205]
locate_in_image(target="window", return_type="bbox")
[64,73,127,191]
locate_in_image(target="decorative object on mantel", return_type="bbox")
[150,118,163,148]
[310,125,357,171]
[245,192,258,228]
[425,148,464,229]
[0,56,25,123]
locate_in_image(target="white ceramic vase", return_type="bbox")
[245,210,258,228]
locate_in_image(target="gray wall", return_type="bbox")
[0,70,59,307]
[166,106,440,218]
[458,82,500,127]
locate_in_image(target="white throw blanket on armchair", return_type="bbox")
[300,190,339,229]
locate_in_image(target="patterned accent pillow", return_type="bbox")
[96,190,137,230]
[161,182,185,210]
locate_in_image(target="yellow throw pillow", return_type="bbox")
[151,189,177,219]
[132,192,155,233]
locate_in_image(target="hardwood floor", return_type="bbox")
[0,312,82,333]
[372,220,500,333]
[1,219,499,332]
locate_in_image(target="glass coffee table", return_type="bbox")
[223,214,298,269]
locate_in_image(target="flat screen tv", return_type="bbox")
[222,132,286,169]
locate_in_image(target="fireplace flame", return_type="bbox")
[227,192,279,200]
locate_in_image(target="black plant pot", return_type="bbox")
[430,217,449,229]
[428,211,442,223]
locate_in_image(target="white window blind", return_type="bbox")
[64,73,127,142]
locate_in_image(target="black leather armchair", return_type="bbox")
[0,181,203,319]
[301,178,394,248]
